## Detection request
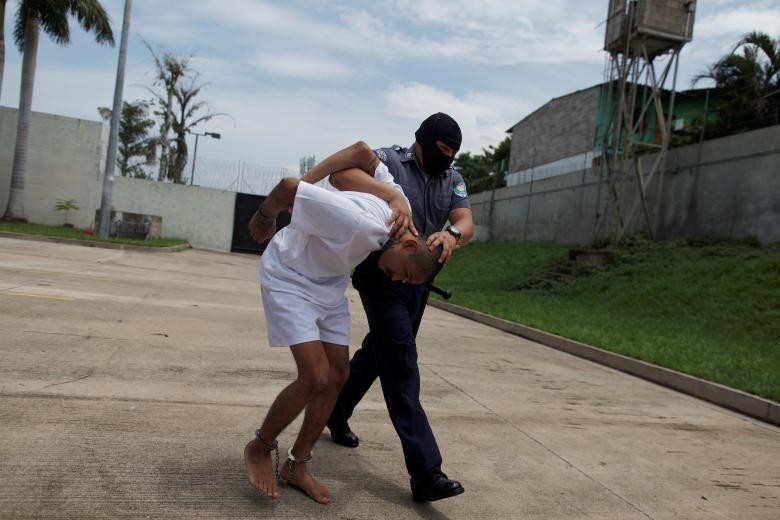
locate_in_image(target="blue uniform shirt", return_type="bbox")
[374,145,470,236]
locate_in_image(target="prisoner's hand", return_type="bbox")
[386,192,418,240]
[248,207,277,243]
[427,231,457,264]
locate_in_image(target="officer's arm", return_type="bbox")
[329,167,418,239]
[449,208,474,245]
[426,207,474,263]
[300,141,379,185]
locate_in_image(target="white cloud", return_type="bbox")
[252,54,352,79]
[385,82,534,153]
[132,12,203,47]
[385,0,604,64]
[391,0,569,27]
[696,7,780,38]
[193,0,604,65]
[192,0,370,56]
[193,0,315,34]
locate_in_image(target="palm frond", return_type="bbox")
[67,0,114,46]
[184,112,227,132]
[36,0,71,45]
[12,1,29,50]
[14,0,113,49]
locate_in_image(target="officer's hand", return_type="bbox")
[427,231,457,264]
[386,193,418,240]
[248,206,277,244]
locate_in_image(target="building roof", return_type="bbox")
[505,83,721,133]
[505,83,603,133]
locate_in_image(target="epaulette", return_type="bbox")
[392,145,403,152]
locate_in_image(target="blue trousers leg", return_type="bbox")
[356,284,443,488]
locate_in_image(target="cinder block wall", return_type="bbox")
[0,107,105,228]
[508,86,600,172]
[474,124,780,244]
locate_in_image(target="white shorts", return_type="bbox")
[260,286,350,348]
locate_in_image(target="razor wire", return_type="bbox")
[187,157,294,195]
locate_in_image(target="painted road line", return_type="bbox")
[0,290,76,301]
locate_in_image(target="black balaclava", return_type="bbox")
[414,112,462,176]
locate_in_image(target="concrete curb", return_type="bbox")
[0,231,191,253]
[428,298,780,426]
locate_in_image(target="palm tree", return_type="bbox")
[2,0,114,221]
[143,40,189,182]
[694,31,780,135]
[169,75,226,183]
[0,0,8,102]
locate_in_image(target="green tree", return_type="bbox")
[2,0,114,222]
[98,100,156,179]
[454,137,511,195]
[694,31,780,136]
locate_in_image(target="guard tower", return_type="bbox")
[593,0,696,243]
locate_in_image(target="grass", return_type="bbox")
[435,236,780,402]
[0,221,188,248]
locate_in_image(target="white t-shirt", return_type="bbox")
[260,167,407,307]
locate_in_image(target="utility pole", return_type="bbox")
[98,0,132,238]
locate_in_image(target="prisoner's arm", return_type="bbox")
[300,141,379,185]
[248,177,300,243]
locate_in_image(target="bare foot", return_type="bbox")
[244,439,279,499]
[281,460,332,504]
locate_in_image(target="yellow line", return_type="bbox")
[0,290,76,301]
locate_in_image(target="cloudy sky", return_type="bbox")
[1,0,778,171]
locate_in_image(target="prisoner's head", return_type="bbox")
[377,233,443,285]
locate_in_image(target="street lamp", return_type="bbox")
[188,130,221,185]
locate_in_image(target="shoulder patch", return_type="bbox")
[453,181,468,198]
[375,148,388,163]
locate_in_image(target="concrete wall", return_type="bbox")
[655,125,780,242]
[473,125,780,244]
[0,107,237,251]
[0,107,106,228]
[111,177,235,251]
[508,85,600,173]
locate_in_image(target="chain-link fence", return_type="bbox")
[187,157,293,195]
[138,156,333,195]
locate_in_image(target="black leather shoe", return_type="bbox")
[412,471,465,502]
[327,422,359,448]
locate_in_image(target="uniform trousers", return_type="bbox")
[329,257,443,489]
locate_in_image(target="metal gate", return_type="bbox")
[231,192,291,254]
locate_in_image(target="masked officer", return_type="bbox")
[321,113,474,502]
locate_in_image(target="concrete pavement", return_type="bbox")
[1,237,778,519]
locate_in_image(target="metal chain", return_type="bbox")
[285,447,312,483]
[254,429,279,480]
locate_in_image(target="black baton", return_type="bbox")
[412,282,452,337]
